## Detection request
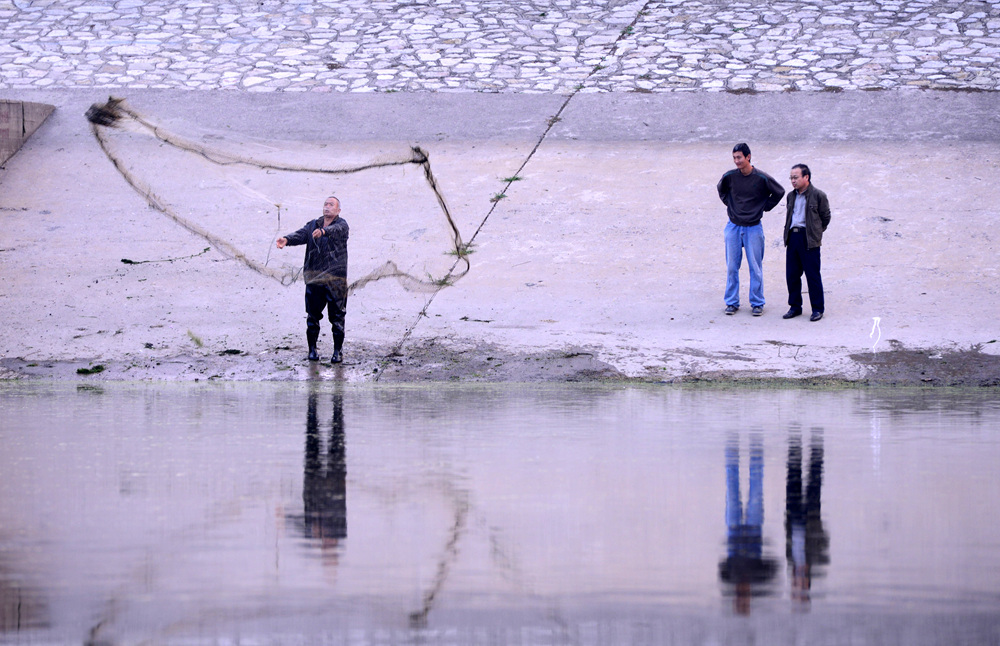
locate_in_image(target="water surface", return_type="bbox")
[2,383,999,644]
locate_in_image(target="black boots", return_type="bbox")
[331,324,344,364]
[307,328,344,363]
[307,328,320,362]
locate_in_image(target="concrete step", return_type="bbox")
[0,100,55,166]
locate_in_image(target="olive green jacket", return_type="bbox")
[783,184,830,249]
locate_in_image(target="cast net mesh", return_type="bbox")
[86,97,470,294]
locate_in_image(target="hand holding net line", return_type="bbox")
[86,97,470,294]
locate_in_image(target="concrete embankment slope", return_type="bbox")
[0,88,998,384]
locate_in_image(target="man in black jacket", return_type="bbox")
[277,196,350,363]
[782,165,831,322]
[717,143,785,317]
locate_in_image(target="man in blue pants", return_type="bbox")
[716,143,785,316]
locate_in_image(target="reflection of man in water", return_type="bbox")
[276,196,349,364]
[785,428,830,608]
[0,561,48,631]
[719,433,778,614]
[288,389,347,550]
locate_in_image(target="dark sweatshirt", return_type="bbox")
[283,216,349,282]
[717,168,785,227]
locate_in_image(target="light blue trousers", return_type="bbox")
[726,437,764,533]
[724,221,765,308]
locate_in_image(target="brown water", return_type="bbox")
[1,383,999,645]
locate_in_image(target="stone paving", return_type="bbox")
[1,0,998,93]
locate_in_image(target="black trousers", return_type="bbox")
[785,230,824,314]
[305,279,347,350]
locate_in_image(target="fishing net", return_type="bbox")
[86,97,470,294]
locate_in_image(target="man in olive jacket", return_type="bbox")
[782,165,831,322]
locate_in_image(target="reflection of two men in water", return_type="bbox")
[719,429,828,614]
[285,390,347,565]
